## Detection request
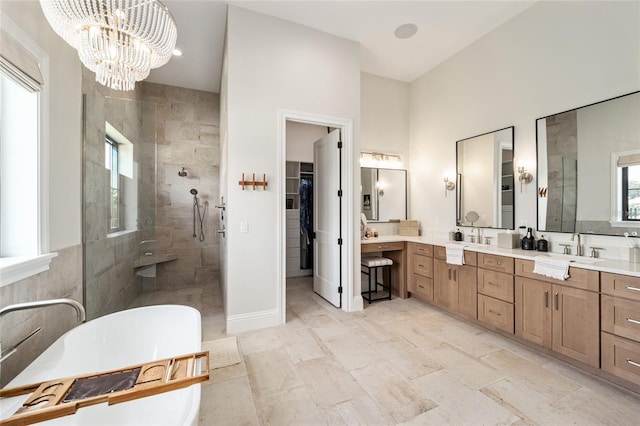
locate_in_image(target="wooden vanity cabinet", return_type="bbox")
[407,243,434,301]
[477,253,515,334]
[601,272,640,386]
[514,260,600,368]
[433,247,477,319]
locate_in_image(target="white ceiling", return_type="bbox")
[146,1,536,93]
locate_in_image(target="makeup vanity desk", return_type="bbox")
[361,236,411,298]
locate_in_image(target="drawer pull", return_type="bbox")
[626,286,640,293]
[544,290,549,308]
[554,292,559,310]
[488,309,502,317]
[626,317,640,326]
[418,285,425,289]
[487,281,502,288]
[626,358,640,369]
[418,264,425,268]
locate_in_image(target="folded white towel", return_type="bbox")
[445,243,465,265]
[532,257,570,280]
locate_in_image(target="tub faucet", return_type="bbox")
[0,298,86,323]
[571,233,582,257]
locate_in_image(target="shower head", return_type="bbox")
[178,167,188,177]
[190,188,198,195]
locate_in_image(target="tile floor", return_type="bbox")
[130,277,640,425]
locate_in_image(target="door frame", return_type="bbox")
[277,109,357,323]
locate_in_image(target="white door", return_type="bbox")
[313,129,342,307]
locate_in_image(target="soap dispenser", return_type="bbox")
[537,235,548,252]
[454,229,463,241]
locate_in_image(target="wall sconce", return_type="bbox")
[376,181,385,196]
[518,166,533,192]
[360,152,402,168]
[444,176,455,197]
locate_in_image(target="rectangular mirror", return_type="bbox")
[536,91,640,236]
[360,167,407,222]
[456,126,515,229]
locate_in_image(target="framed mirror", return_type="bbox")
[536,91,640,236]
[456,126,515,229]
[360,167,407,222]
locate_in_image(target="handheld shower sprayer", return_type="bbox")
[190,188,207,242]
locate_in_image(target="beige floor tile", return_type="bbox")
[426,323,503,357]
[552,386,640,426]
[279,328,329,364]
[254,386,327,426]
[481,349,580,400]
[326,394,394,425]
[245,348,303,397]
[396,405,464,426]
[351,361,437,423]
[307,313,351,340]
[345,317,399,343]
[200,376,260,426]
[384,319,443,349]
[323,331,386,371]
[209,358,248,384]
[481,377,578,425]
[295,355,365,408]
[422,343,506,389]
[412,370,520,425]
[375,338,443,380]
[238,326,283,355]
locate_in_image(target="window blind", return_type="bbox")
[617,153,640,168]
[0,29,43,92]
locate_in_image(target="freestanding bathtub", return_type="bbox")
[0,305,202,425]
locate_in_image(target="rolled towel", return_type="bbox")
[532,257,570,280]
[445,243,465,265]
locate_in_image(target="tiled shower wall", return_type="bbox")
[140,83,220,289]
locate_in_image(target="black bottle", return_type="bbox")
[454,229,463,241]
[537,235,548,252]
[521,227,535,250]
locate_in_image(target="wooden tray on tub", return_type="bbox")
[0,351,209,426]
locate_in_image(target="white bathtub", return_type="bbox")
[0,305,202,425]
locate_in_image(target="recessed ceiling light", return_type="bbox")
[173,48,182,56]
[394,23,418,39]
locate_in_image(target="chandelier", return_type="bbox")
[40,0,177,91]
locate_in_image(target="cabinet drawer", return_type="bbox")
[478,294,514,334]
[602,332,640,387]
[434,246,477,266]
[602,272,640,302]
[409,274,433,301]
[410,243,433,257]
[602,295,640,342]
[514,259,599,292]
[478,253,514,274]
[361,241,405,253]
[477,269,514,303]
[412,254,433,278]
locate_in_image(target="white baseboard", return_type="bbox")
[226,308,282,334]
[350,294,364,312]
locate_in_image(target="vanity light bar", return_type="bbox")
[360,152,402,168]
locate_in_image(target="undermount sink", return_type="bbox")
[535,253,602,264]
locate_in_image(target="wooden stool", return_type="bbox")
[361,257,393,303]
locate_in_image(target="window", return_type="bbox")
[622,164,640,221]
[0,16,55,287]
[105,136,120,231]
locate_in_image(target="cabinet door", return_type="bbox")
[434,258,453,308]
[456,264,477,319]
[515,277,552,348]
[552,285,600,368]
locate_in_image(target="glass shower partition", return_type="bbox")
[83,94,157,320]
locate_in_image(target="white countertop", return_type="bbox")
[361,235,640,278]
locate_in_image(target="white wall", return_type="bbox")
[0,1,82,251]
[409,0,639,255]
[223,6,360,332]
[361,72,410,168]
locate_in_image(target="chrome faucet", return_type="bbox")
[0,298,85,363]
[470,227,481,244]
[0,298,86,323]
[571,233,582,257]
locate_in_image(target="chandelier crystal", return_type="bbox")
[40,0,177,91]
